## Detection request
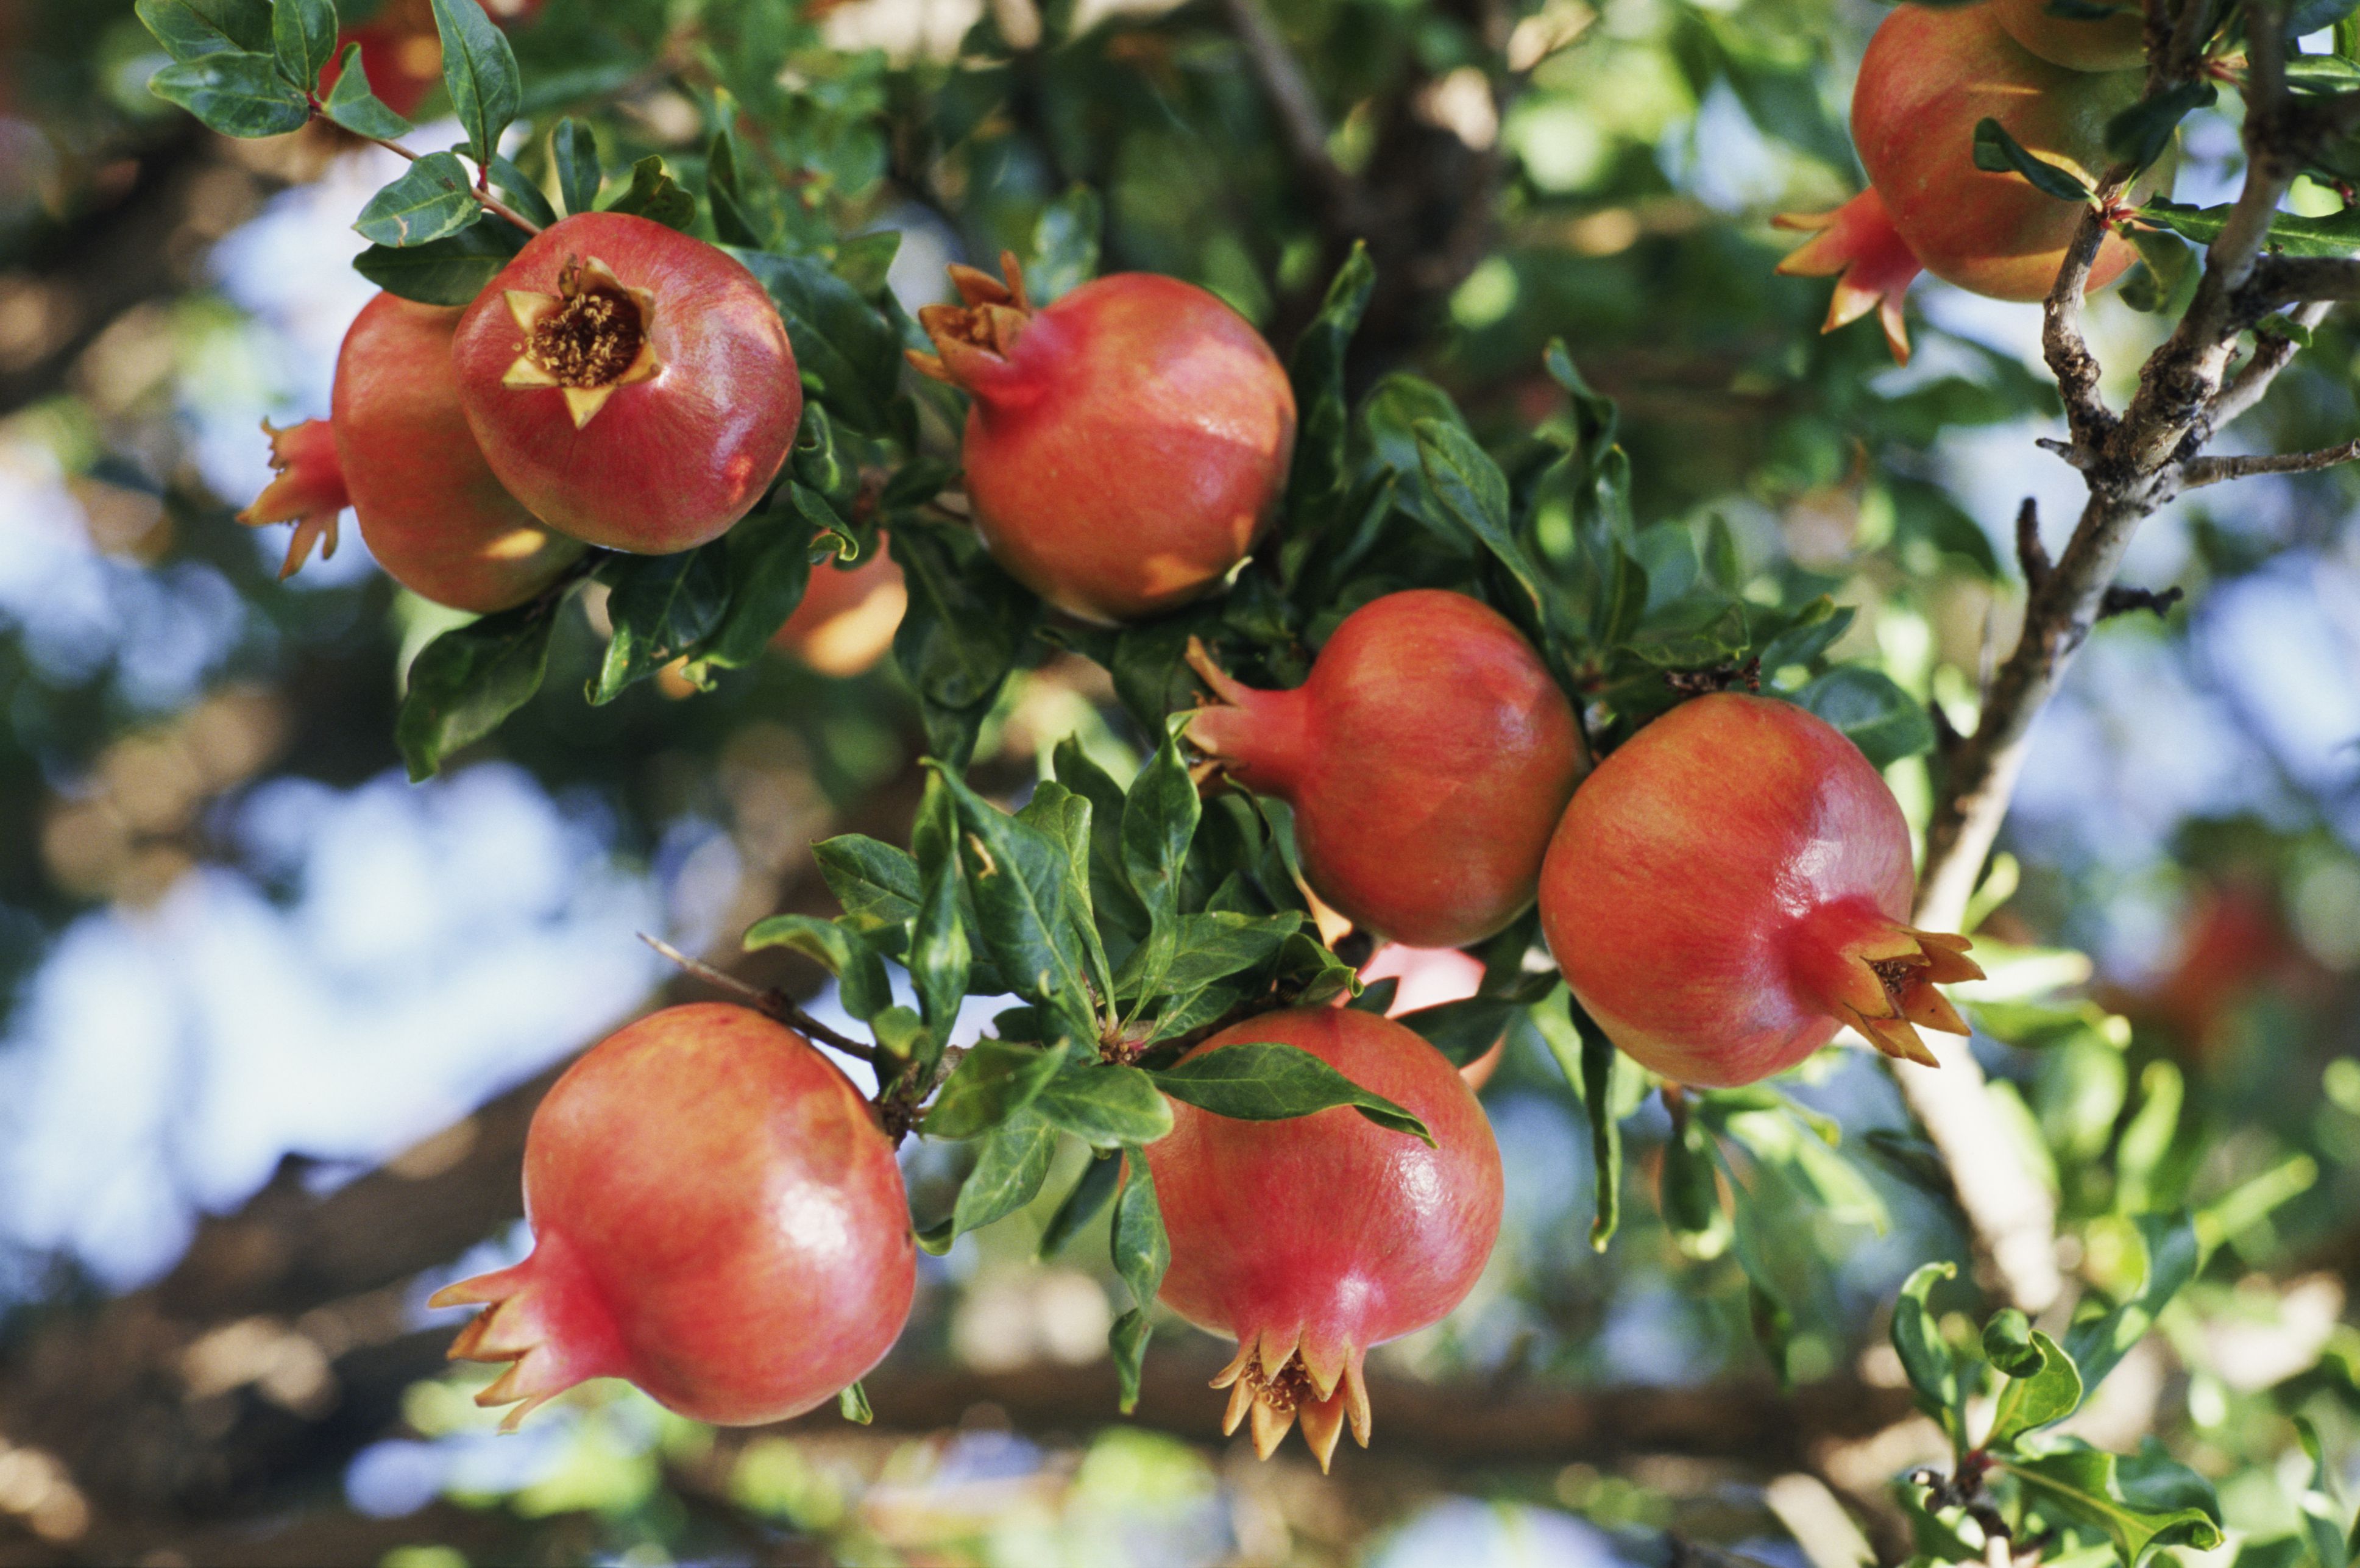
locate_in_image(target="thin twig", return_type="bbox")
[637,933,885,1063]
[1217,0,1369,233]
[2182,436,2360,486]
[2041,205,2117,445]
[318,102,545,236]
[2013,498,2051,589]
[2212,299,2333,427]
[2097,584,2186,619]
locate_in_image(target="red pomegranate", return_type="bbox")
[771,541,906,676]
[1188,590,1586,948]
[1987,0,2146,72]
[242,293,585,611]
[1146,1006,1503,1469]
[451,212,801,554]
[1778,2,2162,361]
[1356,942,1503,1090]
[909,255,1295,623]
[431,1003,915,1428]
[1539,694,1982,1088]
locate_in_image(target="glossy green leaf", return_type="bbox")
[2104,81,2214,172]
[1986,1327,2084,1447]
[686,497,818,672]
[2062,1210,2199,1395]
[138,0,273,61]
[729,247,905,434]
[428,0,520,169]
[1790,668,1936,767]
[2004,1441,2224,1566]
[930,1111,1058,1241]
[1889,1260,1961,1443]
[1972,116,2092,203]
[1038,1152,1122,1258]
[1150,1041,1430,1143]
[150,51,312,135]
[270,0,338,90]
[837,1382,872,1424]
[935,766,1100,1044]
[551,118,600,216]
[395,600,559,781]
[1281,241,1375,521]
[814,835,923,939]
[2141,199,2360,258]
[1032,1062,1172,1149]
[353,151,482,247]
[319,43,411,139]
[353,220,523,303]
[587,547,731,704]
[1570,995,1629,1250]
[740,913,893,1021]
[923,1038,1069,1141]
[1108,1151,1168,1412]
[909,776,972,1048]
[600,154,694,230]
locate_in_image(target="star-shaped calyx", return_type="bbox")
[501,255,662,429]
[239,417,349,580]
[905,251,1034,388]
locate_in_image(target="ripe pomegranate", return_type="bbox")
[771,540,906,676]
[431,1003,915,1428]
[1356,942,1503,1090]
[451,211,801,554]
[1539,694,1982,1088]
[1987,0,2146,72]
[908,255,1295,623]
[1146,1006,1503,1469]
[1188,590,1586,949]
[1778,2,2162,361]
[243,294,585,611]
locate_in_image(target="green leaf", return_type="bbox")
[353,220,523,305]
[1758,597,1854,673]
[149,51,312,136]
[138,0,273,62]
[395,600,558,781]
[1986,1327,2084,1447]
[1281,243,1374,527]
[1027,185,1102,302]
[687,495,818,670]
[888,527,1032,767]
[1017,780,1109,1002]
[2105,82,2214,172]
[706,113,776,250]
[1134,911,1303,998]
[729,247,905,434]
[270,0,337,90]
[1032,1062,1173,1149]
[1412,419,1561,645]
[319,43,411,139]
[428,0,520,171]
[1972,116,2094,203]
[909,776,973,1049]
[1790,669,1935,768]
[600,154,695,231]
[813,835,923,938]
[929,1111,1058,1242]
[2294,1417,2350,1568]
[2140,198,2360,258]
[837,1382,873,1424]
[924,1038,1070,1141]
[1108,1151,1168,1413]
[1150,1041,1430,1144]
[486,152,556,229]
[1038,1152,1123,1258]
[740,913,893,1021]
[1660,1115,1725,1247]
[353,151,483,247]
[587,547,731,704]
[2062,1210,2199,1395]
[2004,1442,2224,1566]
[1982,1307,2044,1378]
[551,118,601,217]
[935,767,1102,1044]
[1889,1261,1961,1444]
[1570,995,1629,1250]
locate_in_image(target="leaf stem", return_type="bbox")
[637,933,885,1064]
[312,99,544,236]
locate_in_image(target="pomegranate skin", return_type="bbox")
[1146,1006,1503,1468]
[1188,590,1587,948]
[1539,694,1982,1088]
[330,293,585,612]
[432,1004,915,1428]
[771,540,907,676]
[1853,4,2158,300]
[1986,0,2146,72]
[451,212,801,554]
[912,257,1295,623]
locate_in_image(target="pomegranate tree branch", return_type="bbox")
[2213,300,2332,425]
[1217,0,1370,235]
[1894,0,2335,1313]
[2181,436,2360,486]
[637,933,884,1064]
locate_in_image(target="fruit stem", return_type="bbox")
[313,99,545,236]
[636,933,885,1066]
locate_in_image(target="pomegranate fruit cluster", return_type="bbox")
[244,211,799,609]
[1777,0,2166,362]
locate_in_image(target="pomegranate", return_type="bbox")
[771,539,907,676]
[1146,1006,1503,1468]
[1357,942,1503,1090]
[243,293,586,612]
[1187,590,1586,949]
[1539,694,1982,1088]
[908,255,1295,623]
[451,211,801,554]
[1987,0,2146,73]
[431,1003,915,1428]
[1778,2,2162,361]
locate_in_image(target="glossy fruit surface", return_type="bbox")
[452,212,800,554]
[1539,694,1982,1088]
[431,1003,915,1428]
[1146,1006,1503,1469]
[1986,0,2146,71]
[771,540,907,676]
[910,255,1294,623]
[1188,590,1586,948]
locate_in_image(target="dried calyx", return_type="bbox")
[1832,924,1984,1066]
[239,418,349,578]
[502,255,661,428]
[1211,1329,1372,1472]
[1774,188,1924,366]
[906,251,1033,386]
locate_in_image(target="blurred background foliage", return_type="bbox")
[1,0,2358,1561]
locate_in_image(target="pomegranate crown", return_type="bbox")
[238,418,350,581]
[501,254,662,429]
[905,251,1035,389]
[1796,910,1985,1067]
[1773,188,1923,367]
[428,1233,624,1431]
[1213,1323,1373,1473]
